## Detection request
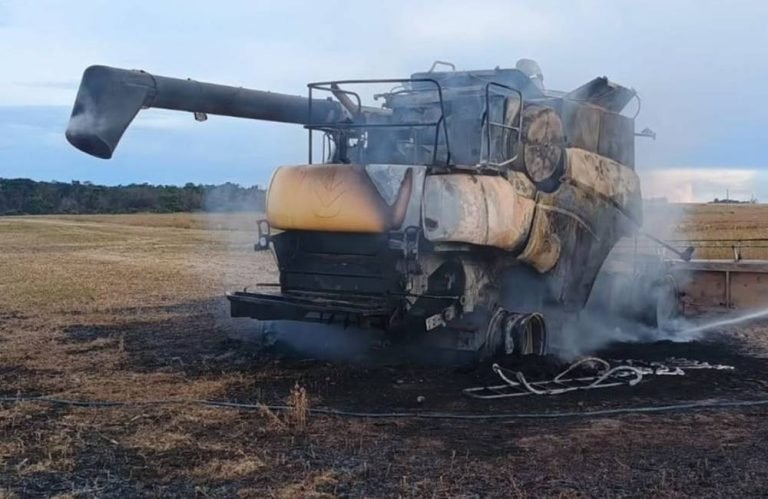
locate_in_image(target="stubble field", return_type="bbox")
[2,205,768,497]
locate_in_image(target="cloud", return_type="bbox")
[396,1,558,44]
[15,80,79,90]
[641,168,760,202]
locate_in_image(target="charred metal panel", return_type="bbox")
[517,208,561,273]
[518,105,565,184]
[598,111,635,168]
[228,290,391,321]
[422,174,535,250]
[557,100,635,168]
[563,77,637,114]
[511,147,641,307]
[273,231,404,298]
[563,148,642,223]
[560,101,601,153]
[519,179,630,310]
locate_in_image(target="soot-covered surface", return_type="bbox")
[224,327,768,416]
[6,301,768,498]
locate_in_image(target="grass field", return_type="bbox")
[2,207,768,497]
[643,203,768,259]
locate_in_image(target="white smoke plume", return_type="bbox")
[542,200,700,360]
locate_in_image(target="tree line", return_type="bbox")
[0,178,267,215]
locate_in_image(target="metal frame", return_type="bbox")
[305,78,451,166]
[480,82,524,169]
[620,236,768,262]
[612,235,768,311]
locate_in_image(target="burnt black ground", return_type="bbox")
[3,300,768,498]
[224,330,768,415]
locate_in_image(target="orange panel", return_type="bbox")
[266,164,412,233]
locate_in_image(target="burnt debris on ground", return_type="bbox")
[35,300,768,416]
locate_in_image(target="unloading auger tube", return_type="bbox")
[65,65,345,159]
[65,60,653,365]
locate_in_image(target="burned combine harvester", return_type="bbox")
[65,60,650,362]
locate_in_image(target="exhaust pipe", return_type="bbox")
[65,65,344,159]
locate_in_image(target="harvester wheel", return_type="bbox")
[503,312,547,356]
[478,308,548,359]
[480,306,508,359]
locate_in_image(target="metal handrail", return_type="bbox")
[305,78,451,166]
[480,82,523,169]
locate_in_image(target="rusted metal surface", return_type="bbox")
[422,174,535,250]
[670,260,768,311]
[672,259,768,273]
[603,235,768,315]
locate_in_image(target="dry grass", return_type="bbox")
[644,203,768,259]
[274,471,339,499]
[27,212,261,231]
[287,383,310,432]
[191,456,266,481]
[1,208,768,497]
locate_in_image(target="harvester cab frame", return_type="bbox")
[306,78,452,167]
[304,73,527,173]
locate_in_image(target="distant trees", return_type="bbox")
[0,178,266,215]
[710,197,758,204]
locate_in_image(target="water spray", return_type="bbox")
[681,308,768,335]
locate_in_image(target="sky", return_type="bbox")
[1,0,767,201]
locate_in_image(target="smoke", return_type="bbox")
[547,302,701,361]
[543,197,768,360]
[551,305,768,360]
[65,88,105,138]
[545,201,700,360]
[255,321,388,364]
[66,108,99,135]
[197,188,269,343]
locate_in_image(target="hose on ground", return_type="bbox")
[2,395,768,420]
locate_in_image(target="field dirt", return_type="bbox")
[2,207,768,498]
